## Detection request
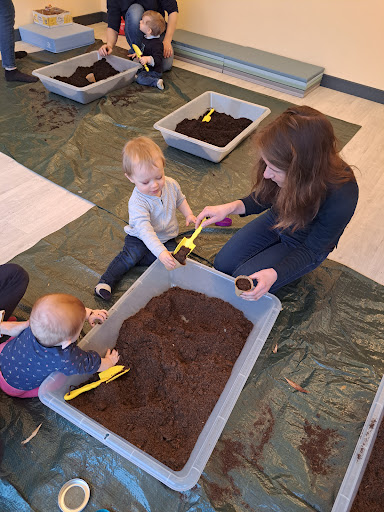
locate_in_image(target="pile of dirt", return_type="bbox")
[72,287,253,470]
[175,110,252,147]
[53,58,120,87]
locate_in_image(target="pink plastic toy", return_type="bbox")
[215,217,232,227]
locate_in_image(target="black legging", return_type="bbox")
[0,264,29,319]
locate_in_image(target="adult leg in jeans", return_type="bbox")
[214,210,280,276]
[232,242,328,293]
[125,3,144,51]
[0,264,29,320]
[99,235,151,289]
[0,0,38,82]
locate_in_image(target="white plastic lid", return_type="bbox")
[58,478,90,512]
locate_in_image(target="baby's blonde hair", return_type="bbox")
[142,10,166,37]
[29,294,86,347]
[122,136,165,177]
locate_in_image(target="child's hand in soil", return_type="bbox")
[99,348,120,371]
[99,44,113,57]
[159,250,177,270]
[139,56,152,66]
[87,308,108,327]
[185,214,197,226]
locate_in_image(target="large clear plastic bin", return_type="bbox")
[39,259,281,491]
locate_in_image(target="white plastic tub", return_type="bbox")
[153,90,270,162]
[39,259,281,491]
[32,51,140,104]
[332,374,384,511]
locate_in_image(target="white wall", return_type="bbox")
[13,0,101,27]
[178,0,384,90]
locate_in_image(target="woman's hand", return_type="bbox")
[239,269,278,301]
[163,38,173,58]
[195,200,245,229]
[99,44,113,57]
[195,205,231,229]
[88,309,108,327]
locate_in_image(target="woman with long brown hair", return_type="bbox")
[195,106,359,300]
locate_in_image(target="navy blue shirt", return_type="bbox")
[241,180,359,282]
[141,36,163,72]
[0,327,101,390]
[107,0,178,33]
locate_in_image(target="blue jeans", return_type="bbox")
[214,210,328,293]
[136,68,162,88]
[0,0,16,69]
[124,3,174,72]
[100,235,177,289]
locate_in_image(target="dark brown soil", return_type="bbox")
[236,278,252,291]
[351,417,384,511]
[175,110,252,147]
[72,287,253,471]
[298,419,340,475]
[172,246,189,264]
[53,58,120,87]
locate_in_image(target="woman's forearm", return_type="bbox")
[164,11,178,42]
[106,27,118,48]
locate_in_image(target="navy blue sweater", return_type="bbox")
[107,0,178,32]
[240,180,359,281]
[0,327,101,390]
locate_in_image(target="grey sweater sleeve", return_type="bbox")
[128,199,168,258]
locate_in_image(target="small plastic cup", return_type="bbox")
[234,275,254,296]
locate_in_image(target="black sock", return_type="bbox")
[5,69,38,83]
[15,51,28,59]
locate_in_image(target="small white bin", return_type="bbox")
[332,374,384,511]
[39,259,281,491]
[32,51,140,104]
[153,90,270,162]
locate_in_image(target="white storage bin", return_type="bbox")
[32,51,140,104]
[154,90,270,162]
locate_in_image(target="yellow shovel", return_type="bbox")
[131,43,149,71]
[64,365,130,401]
[202,108,215,122]
[173,218,207,257]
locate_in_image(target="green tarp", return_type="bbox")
[1,42,383,512]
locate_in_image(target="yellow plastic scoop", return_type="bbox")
[131,44,149,71]
[202,108,214,122]
[173,218,207,257]
[64,365,129,401]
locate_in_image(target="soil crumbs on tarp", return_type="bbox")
[175,110,252,147]
[351,416,384,512]
[299,419,340,475]
[72,287,253,471]
[53,58,119,87]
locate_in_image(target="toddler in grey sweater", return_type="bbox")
[95,136,196,301]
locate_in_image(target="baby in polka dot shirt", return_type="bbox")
[0,293,119,398]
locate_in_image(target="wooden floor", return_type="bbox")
[1,23,384,286]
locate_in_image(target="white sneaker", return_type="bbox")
[156,79,164,90]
